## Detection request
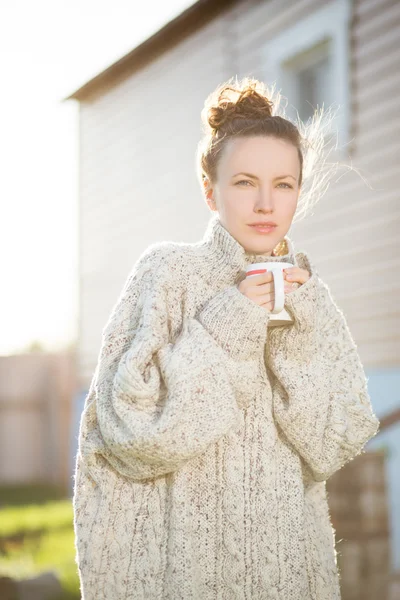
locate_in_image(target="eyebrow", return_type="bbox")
[232,172,297,181]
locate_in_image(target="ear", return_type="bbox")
[203,177,218,212]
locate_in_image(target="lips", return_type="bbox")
[249,223,277,234]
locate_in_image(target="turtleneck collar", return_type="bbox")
[201,214,297,284]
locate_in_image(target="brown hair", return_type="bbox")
[196,76,341,223]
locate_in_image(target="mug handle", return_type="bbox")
[271,269,285,314]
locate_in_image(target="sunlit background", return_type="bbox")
[0,1,399,598]
[0,0,192,356]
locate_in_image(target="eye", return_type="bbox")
[235,179,252,186]
[278,182,293,189]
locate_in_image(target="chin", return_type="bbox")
[243,238,274,255]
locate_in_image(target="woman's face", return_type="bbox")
[204,135,301,255]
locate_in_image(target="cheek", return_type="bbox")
[284,194,298,216]
[221,192,243,215]
[274,201,297,226]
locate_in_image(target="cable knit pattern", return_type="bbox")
[73,214,379,599]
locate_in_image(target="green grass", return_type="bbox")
[0,484,80,600]
[0,483,67,506]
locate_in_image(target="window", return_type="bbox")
[263,0,351,153]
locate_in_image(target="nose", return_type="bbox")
[254,187,274,212]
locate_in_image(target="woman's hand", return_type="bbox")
[283,266,311,294]
[237,271,276,312]
[237,266,311,311]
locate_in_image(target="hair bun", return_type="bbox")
[204,77,274,136]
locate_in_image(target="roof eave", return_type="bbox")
[62,0,237,102]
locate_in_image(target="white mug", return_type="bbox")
[245,261,294,326]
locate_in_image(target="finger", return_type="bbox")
[245,271,273,284]
[256,290,274,303]
[285,281,301,293]
[284,268,310,285]
[283,267,302,278]
[252,282,274,296]
[259,297,274,309]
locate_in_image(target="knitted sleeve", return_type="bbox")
[265,253,380,482]
[81,246,270,482]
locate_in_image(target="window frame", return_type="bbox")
[262,0,351,151]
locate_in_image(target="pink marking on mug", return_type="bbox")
[246,269,268,277]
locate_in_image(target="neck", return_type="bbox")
[201,214,296,283]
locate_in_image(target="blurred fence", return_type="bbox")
[328,449,391,600]
[0,352,76,493]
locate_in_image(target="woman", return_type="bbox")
[73,77,379,599]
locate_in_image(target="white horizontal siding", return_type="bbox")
[357,92,400,130]
[355,0,397,17]
[354,0,400,38]
[231,0,318,56]
[297,188,399,233]
[350,2,399,211]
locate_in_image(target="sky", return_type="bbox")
[0,0,193,355]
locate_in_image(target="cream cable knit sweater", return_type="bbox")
[73,214,379,600]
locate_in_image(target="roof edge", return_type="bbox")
[62,0,237,102]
